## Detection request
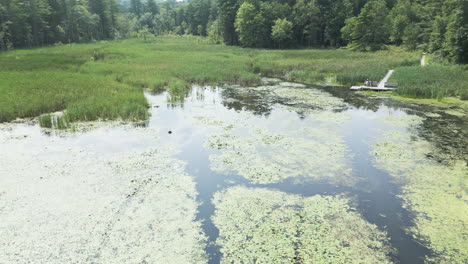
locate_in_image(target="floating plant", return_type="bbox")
[206,125,354,185]
[372,118,468,264]
[212,186,394,264]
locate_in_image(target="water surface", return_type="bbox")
[1,80,466,263]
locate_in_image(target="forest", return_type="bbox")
[0,0,466,63]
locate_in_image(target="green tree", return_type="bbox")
[271,18,293,48]
[235,2,268,47]
[0,3,12,50]
[68,3,99,42]
[208,19,223,43]
[130,0,143,17]
[402,23,421,50]
[6,0,32,47]
[442,0,468,63]
[218,0,240,45]
[89,0,113,39]
[293,0,320,46]
[388,0,421,45]
[146,0,159,15]
[342,0,390,51]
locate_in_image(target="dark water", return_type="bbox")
[135,83,467,264]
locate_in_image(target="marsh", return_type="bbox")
[1,79,466,263]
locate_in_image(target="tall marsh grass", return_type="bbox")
[392,64,468,100]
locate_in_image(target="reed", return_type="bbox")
[1,36,463,127]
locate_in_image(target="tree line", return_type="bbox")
[0,0,466,63]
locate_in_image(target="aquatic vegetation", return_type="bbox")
[424,112,441,118]
[379,115,425,128]
[39,114,52,128]
[372,126,468,263]
[212,186,394,264]
[167,79,190,103]
[0,130,207,263]
[444,109,465,117]
[277,82,307,88]
[207,126,354,185]
[272,88,347,111]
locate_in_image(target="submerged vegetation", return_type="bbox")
[372,116,468,264]
[212,186,394,263]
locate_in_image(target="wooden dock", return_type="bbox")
[350,70,397,91]
[350,86,395,91]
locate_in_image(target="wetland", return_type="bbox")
[1,78,466,263]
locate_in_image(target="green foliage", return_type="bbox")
[207,20,223,44]
[342,0,390,51]
[271,18,293,48]
[234,2,268,47]
[292,0,320,47]
[442,0,468,63]
[1,0,466,62]
[218,0,241,45]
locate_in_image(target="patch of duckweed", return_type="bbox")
[250,85,281,92]
[0,131,206,263]
[212,186,394,264]
[272,88,347,111]
[372,129,468,264]
[99,149,208,263]
[444,109,465,117]
[424,112,441,118]
[379,115,425,128]
[206,126,353,185]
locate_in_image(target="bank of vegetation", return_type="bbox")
[0,36,418,125]
[1,36,467,127]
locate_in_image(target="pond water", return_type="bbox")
[0,79,466,263]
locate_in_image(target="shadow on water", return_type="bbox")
[141,83,467,263]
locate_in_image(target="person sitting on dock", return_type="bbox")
[365,79,370,86]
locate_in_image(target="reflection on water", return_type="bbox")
[1,81,466,263]
[144,85,432,264]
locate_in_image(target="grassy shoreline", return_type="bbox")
[0,36,465,127]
